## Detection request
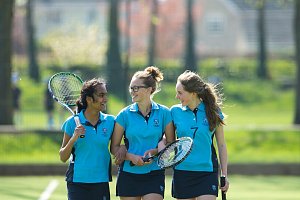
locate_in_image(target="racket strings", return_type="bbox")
[158,138,193,168]
[50,75,82,106]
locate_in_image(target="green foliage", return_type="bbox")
[107,95,126,115]
[199,58,296,81]
[18,76,45,111]
[0,133,62,164]
[39,25,107,67]
[223,79,282,104]
[11,67,294,128]
[225,130,300,163]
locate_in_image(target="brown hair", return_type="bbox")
[133,66,164,95]
[177,70,225,131]
[76,78,106,112]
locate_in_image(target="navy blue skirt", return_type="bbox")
[172,170,219,199]
[67,182,110,200]
[116,170,165,197]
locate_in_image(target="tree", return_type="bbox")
[123,0,131,104]
[26,0,40,82]
[294,0,300,124]
[147,0,158,66]
[242,0,269,79]
[184,0,197,72]
[256,0,269,79]
[107,0,124,99]
[0,0,14,125]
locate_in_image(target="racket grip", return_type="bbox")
[129,157,150,166]
[220,176,226,200]
[129,156,153,166]
[74,116,85,138]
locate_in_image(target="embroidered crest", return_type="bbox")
[102,128,108,136]
[202,118,209,126]
[153,119,160,127]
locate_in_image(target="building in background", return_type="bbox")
[13,0,294,59]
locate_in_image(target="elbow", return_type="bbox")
[59,150,68,163]
[60,156,68,163]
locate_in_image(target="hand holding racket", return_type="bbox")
[220,175,227,200]
[48,72,85,138]
[130,137,193,169]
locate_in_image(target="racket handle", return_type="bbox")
[129,156,152,166]
[220,176,226,200]
[74,116,85,138]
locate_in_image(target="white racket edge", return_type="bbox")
[157,137,193,169]
[74,115,81,126]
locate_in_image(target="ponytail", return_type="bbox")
[177,70,225,131]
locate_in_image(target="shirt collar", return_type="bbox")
[78,109,106,125]
[181,102,205,112]
[129,101,159,112]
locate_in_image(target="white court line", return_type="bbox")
[38,179,59,200]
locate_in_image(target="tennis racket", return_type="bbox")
[130,137,193,169]
[220,175,227,200]
[48,72,84,138]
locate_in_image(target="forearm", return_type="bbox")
[110,143,121,156]
[218,143,228,176]
[59,138,76,162]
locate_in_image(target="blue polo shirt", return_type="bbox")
[171,103,224,172]
[116,101,172,174]
[61,110,114,183]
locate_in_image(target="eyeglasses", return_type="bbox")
[129,85,148,92]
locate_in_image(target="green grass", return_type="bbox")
[0,133,62,164]
[0,129,299,164]
[0,175,299,200]
[225,130,300,163]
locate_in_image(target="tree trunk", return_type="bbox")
[0,0,14,125]
[26,0,40,82]
[184,0,197,72]
[107,0,124,99]
[148,0,158,66]
[257,0,269,79]
[124,0,131,104]
[294,0,300,125]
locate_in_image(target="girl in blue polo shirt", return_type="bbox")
[170,70,229,200]
[110,66,175,200]
[60,78,125,200]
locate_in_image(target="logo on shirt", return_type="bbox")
[153,119,160,127]
[102,128,108,136]
[202,118,209,126]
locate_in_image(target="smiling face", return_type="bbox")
[129,77,151,103]
[88,84,108,112]
[175,81,196,108]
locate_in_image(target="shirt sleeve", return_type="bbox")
[219,109,224,120]
[61,117,76,137]
[115,109,127,129]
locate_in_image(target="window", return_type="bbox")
[206,14,225,35]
